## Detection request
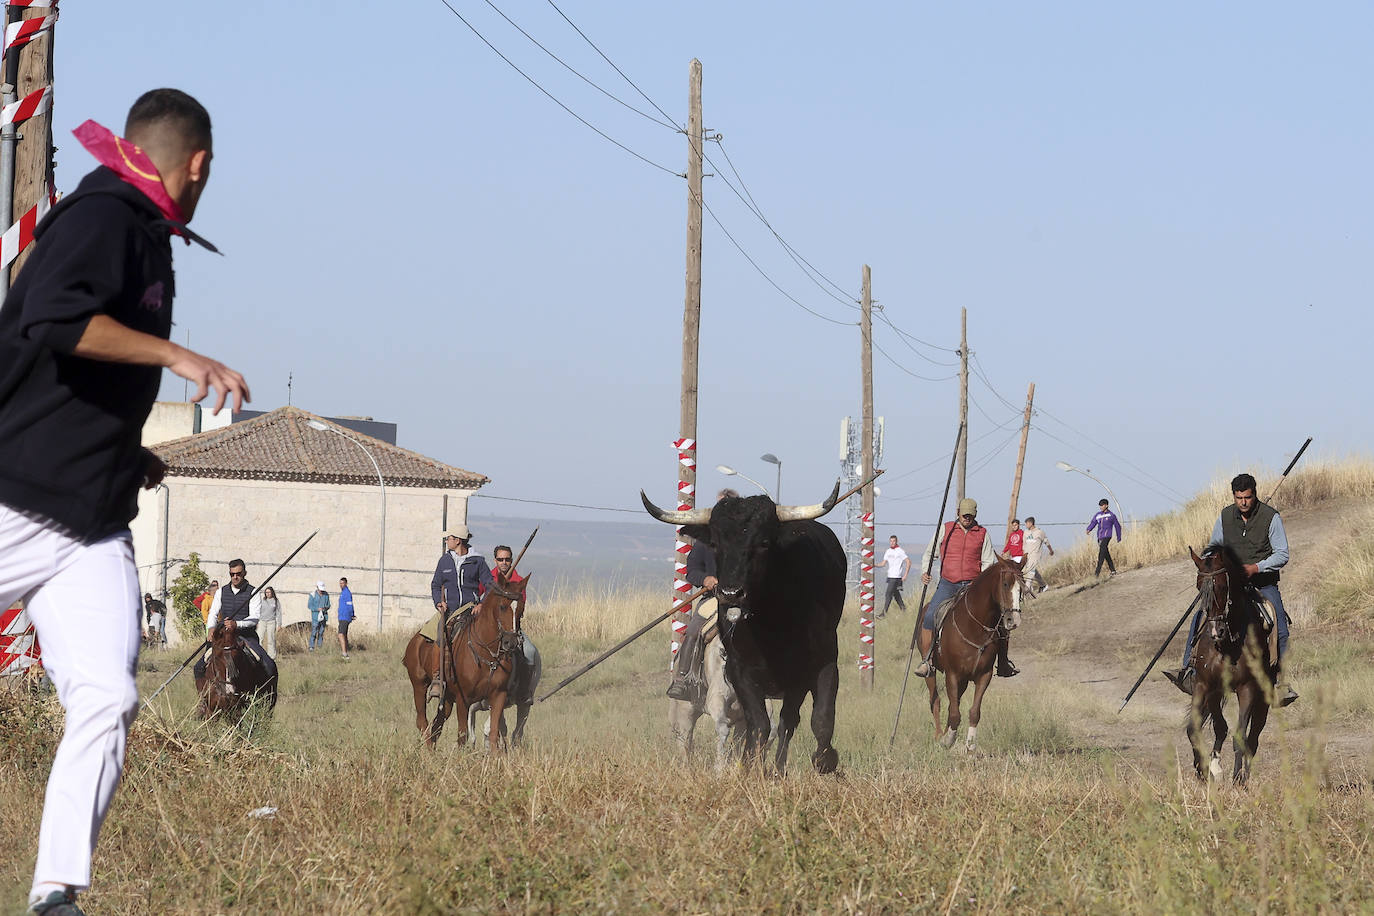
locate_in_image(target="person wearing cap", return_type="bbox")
[913,497,1018,679]
[431,525,493,623]
[307,581,330,651]
[1086,498,1122,576]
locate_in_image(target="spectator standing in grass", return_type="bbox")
[144,593,167,647]
[1022,517,1054,594]
[1086,499,1122,576]
[337,577,354,659]
[258,586,281,657]
[878,534,910,618]
[196,579,218,625]
[307,581,330,651]
[1003,520,1025,564]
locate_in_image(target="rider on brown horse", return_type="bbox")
[1164,472,1298,706]
[913,497,1019,679]
[193,559,278,687]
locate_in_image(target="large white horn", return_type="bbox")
[640,490,713,525]
[775,480,843,522]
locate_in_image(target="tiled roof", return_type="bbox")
[151,406,488,489]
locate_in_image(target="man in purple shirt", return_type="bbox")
[1086,499,1122,576]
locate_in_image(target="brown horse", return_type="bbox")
[195,620,278,718]
[402,574,530,750]
[923,555,1027,751]
[1185,546,1274,784]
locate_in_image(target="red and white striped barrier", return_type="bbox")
[0,604,40,677]
[670,437,698,660]
[857,512,875,670]
[1,84,50,128]
[2,11,55,54]
[0,183,51,270]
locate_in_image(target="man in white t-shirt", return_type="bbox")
[878,535,911,618]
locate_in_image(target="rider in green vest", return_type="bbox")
[1164,472,1298,706]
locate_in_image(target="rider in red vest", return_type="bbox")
[913,498,1019,678]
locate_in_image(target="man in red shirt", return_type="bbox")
[914,498,1018,678]
[492,545,523,583]
[1004,519,1025,561]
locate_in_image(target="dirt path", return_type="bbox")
[1015,498,1371,777]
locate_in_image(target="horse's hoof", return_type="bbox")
[939,730,957,749]
[812,747,839,774]
[1208,756,1224,780]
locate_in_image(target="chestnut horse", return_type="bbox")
[402,574,530,750]
[195,620,278,718]
[923,555,1027,751]
[1185,546,1274,783]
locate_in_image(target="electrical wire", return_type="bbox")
[436,0,682,177]
[1032,424,1186,505]
[691,186,856,326]
[472,492,644,514]
[1035,405,1190,504]
[873,308,961,367]
[479,0,680,131]
[870,332,960,383]
[541,0,682,129]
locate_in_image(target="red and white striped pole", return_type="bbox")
[670,437,696,664]
[858,511,875,674]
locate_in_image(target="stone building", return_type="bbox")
[131,404,487,643]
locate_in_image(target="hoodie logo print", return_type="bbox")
[139,281,164,311]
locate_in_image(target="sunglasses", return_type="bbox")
[230,571,246,578]
[495,557,513,563]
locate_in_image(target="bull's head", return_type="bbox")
[640,481,841,608]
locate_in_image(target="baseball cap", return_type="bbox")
[446,523,473,540]
[957,498,978,517]
[316,581,325,589]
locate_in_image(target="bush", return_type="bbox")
[170,552,210,642]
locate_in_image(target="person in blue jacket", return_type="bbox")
[431,524,493,629]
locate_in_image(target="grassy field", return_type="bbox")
[3,460,1374,913]
[2,624,1372,915]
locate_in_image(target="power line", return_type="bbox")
[436,0,682,177]
[692,185,856,327]
[541,0,682,129]
[1032,424,1186,506]
[873,308,961,367]
[472,492,643,514]
[479,0,679,131]
[869,330,959,383]
[873,305,961,357]
[1035,405,1189,504]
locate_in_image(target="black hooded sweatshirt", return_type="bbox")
[0,166,179,542]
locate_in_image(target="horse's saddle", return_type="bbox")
[201,637,266,666]
[930,588,966,635]
[415,602,477,644]
[697,596,721,646]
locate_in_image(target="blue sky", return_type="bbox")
[50,3,1372,545]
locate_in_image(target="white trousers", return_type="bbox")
[0,505,141,895]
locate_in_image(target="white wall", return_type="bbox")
[132,477,473,643]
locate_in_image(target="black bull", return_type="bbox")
[642,483,846,774]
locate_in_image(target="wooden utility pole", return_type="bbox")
[859,265,875,690]
[956,308,969,501]
[9,5,53,283]
[1006,382,1036,536]
[671,59,704,656]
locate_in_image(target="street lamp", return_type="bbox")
[716,463,769,496]
[1056,460,1127,528]
[309,419,386,630]
[759,453,782,502]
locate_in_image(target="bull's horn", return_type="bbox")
[640,490,713,525]
[775,480,843,522]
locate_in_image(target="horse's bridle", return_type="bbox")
[949,566,1023,654]
[1197,561,1238,647]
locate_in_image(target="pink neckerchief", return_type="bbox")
[72,120,186,224]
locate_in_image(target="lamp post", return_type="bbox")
[309,420,386,630]
[760,452,782,502]
[716,463,769,496]
[1055,460,1127,528]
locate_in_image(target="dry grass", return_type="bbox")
[1045,456,1374,600]
[2,625,1373,914]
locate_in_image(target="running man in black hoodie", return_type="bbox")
[0,89,249,916]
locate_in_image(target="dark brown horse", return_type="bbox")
[402,574,530,750]
[1186,546,1274,784]
[923,555,1027,751]
[195,620,278,718]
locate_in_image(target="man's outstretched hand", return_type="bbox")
[168,348,250,415]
